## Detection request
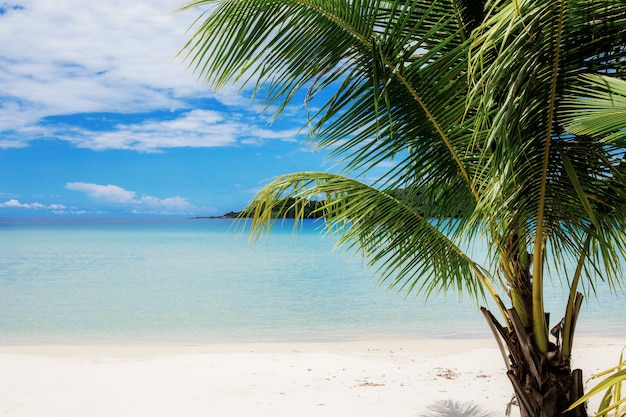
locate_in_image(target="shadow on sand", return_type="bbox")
[420,400,500,417]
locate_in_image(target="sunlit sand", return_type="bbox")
[0,336,621,417]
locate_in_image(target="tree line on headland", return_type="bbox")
[196,189,463,220]
[194,198,325,219]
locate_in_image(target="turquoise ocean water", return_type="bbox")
[0,217,623,343]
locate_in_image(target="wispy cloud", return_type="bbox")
[0,1,198,125]
[65,183,137,204]
[65,182,198,214]
[0,184,207,215]
[0,199,65,210]
[0,1,307,151]
[15,109,304,152]
[58,110,253,152]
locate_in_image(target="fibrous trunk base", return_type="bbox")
[481,307,587,417]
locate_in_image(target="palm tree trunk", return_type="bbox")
[482,308,587,417]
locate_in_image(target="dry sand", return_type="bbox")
[0,336,622,417]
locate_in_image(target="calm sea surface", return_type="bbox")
[0,217,623,343]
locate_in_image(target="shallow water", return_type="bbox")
[0,217,622,343]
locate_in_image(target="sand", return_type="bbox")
[0,336,622,417]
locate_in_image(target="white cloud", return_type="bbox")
[134,195,192,213]
[0,192,196,215]
[75,109,240,151]
[0,1,310,151]
[2,3,188,97]
[39,109,301,152]
[65,183,137,204]
[0,198,66,210]
[65,182,197,214]
[0,2,215,136]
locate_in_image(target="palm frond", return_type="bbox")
[240,172,499,303]
[563,74,626,142]
[568,346,626,417]
[465,0,626,248]
[179,0,480,201]
[179,0,626,366]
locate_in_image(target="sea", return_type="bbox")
[0,217,623,344]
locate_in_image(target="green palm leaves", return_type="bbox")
[564,74,626,142]
[241,172,498,302]
[178,0,626,358]
[568,347,626,417]
[179,2,626,414]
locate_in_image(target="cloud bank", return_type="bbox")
[0,199,65,210]
[0,1,306,151]
[65,182,197,214]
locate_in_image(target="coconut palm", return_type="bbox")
[178,1,626,416]
[561,74,626,417]
[568,346,625,417]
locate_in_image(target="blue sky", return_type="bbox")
[0,1,339,217]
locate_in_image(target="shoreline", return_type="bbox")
[0,329,619,348]
[1,336,623,417]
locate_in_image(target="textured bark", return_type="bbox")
[482,307,587,417]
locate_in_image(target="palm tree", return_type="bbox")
[561,74,626,417]
[569,346,625,417]
[177,1,626,416]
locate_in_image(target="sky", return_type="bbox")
[0,0,340,217]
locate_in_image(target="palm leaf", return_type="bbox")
[568,346,626,416]
[179,0,480,202]
[179,0,626,362]
[239,172,503,305]
[563,74,626,142]
[464,0,626,348]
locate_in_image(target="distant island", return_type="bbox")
[193,198,325,220]
[192,191,463,220]
[192,211,241,219]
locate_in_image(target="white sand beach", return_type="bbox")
[0,336,622,417]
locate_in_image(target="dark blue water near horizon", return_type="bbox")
[0,216,623,343]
